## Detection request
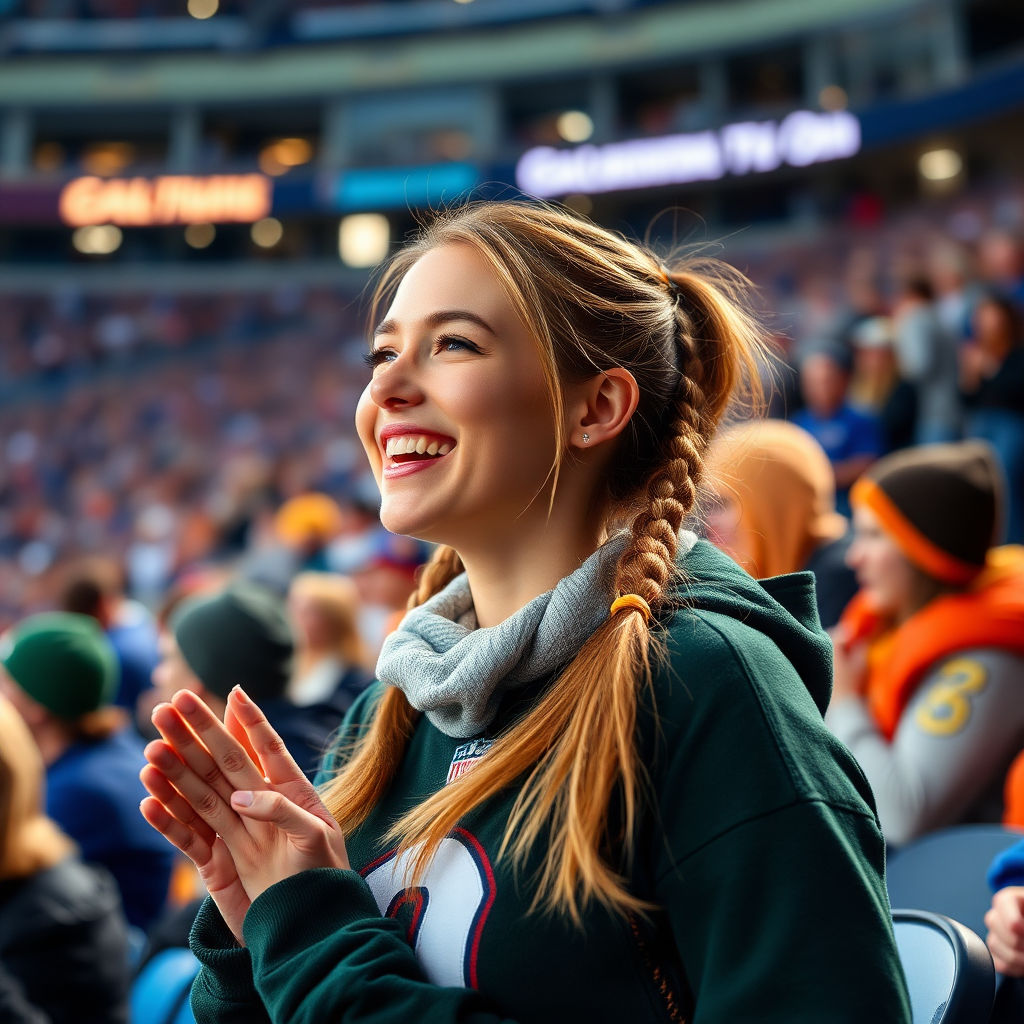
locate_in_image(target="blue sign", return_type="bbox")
[329,163,480,211]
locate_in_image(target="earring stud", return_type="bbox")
[582,433,590,444]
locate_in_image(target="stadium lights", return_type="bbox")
[81,142,135,178]
[516,110,861,198]
[251,217,283,248]
[184,223,216,249]
[59,174,272,227]
[72,224,122,255]
[339,214,390,268]
[258,138,313,177]
[557,111,594,144]
[188,0,218,18]
[919,149,962,181]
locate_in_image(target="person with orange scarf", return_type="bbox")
[826,441,1024,847]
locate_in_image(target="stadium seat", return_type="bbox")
[130,947,200,1024]
[892,909,994,1024]
[887,826,1024,941]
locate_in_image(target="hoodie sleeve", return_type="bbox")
[825,649,1024,847]
[242,869,520,1024]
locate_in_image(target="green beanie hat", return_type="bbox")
[173,581,294,701]
[0,612,119,720]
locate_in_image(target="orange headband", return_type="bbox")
[850,477,982,586]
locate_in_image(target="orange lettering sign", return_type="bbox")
[59,174,273,227]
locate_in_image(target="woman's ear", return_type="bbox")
[566,367,640,449]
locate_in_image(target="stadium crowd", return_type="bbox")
[2,183,1024,1022]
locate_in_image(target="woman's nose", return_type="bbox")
[369,356,424,412]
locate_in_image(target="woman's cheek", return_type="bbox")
[355,385,383,483]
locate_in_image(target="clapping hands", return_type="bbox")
[139,687,350,945]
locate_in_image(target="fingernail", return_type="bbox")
[150,702,170,718]
[231,791,254,808]
[175,691,198,713]
[233,686,251,703]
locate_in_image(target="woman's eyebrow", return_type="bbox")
[373,309,497,340]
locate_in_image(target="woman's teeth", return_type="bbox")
[385,435,453,458]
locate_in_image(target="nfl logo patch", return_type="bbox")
[446,738,494,784]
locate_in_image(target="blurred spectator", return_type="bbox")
[835,248,889,351]
[0,695,130,1024]
[59,556,160,717]
[287,572,373,714]
[826,443,1024,847]
[792,346,884,514]
[0,612,173,929]
[978,229,1024,305]
[928,241,978,345]
[892,279,962,444]
[703,420,857,628]
[157,580,344,778]
[126,504,178,609]
[241,492,344,595]
[349,529,428,654]
[961,292,1024,542]
[760,333,801,419]
[848,316,917,452]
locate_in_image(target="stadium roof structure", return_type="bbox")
[0,0,935,104]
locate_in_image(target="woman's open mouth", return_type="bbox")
[380,430,457,478]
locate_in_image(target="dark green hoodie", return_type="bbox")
[189,540,911,1023]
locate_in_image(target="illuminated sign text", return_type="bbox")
[516,110,861,198]
[59,174,272,227]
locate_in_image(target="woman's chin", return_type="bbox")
[379,502,447,546]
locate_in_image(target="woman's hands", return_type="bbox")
[140,687,350,944]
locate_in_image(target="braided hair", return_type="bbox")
[322,202,764,919]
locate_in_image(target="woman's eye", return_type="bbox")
[436,335,480,355]
[364,348,397,369]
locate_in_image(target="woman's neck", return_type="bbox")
[455,516,605,628]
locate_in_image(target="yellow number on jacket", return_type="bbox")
[914,658,988,736]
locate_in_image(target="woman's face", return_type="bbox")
[846,505,920,617]
[288,593,334,650]
[356,243,558,546]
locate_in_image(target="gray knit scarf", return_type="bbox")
[375,535,627,739]
[376,532,696,739]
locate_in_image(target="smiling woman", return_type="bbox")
[140,200,911,1024]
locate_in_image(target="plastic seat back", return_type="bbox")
[888,826,1024,940]
[130,947,200,1024]
[892,909,994,1024]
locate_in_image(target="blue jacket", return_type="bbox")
[47,727,174,930]
[989,838,1024,892]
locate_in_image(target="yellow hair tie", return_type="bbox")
[610,594,652,623]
